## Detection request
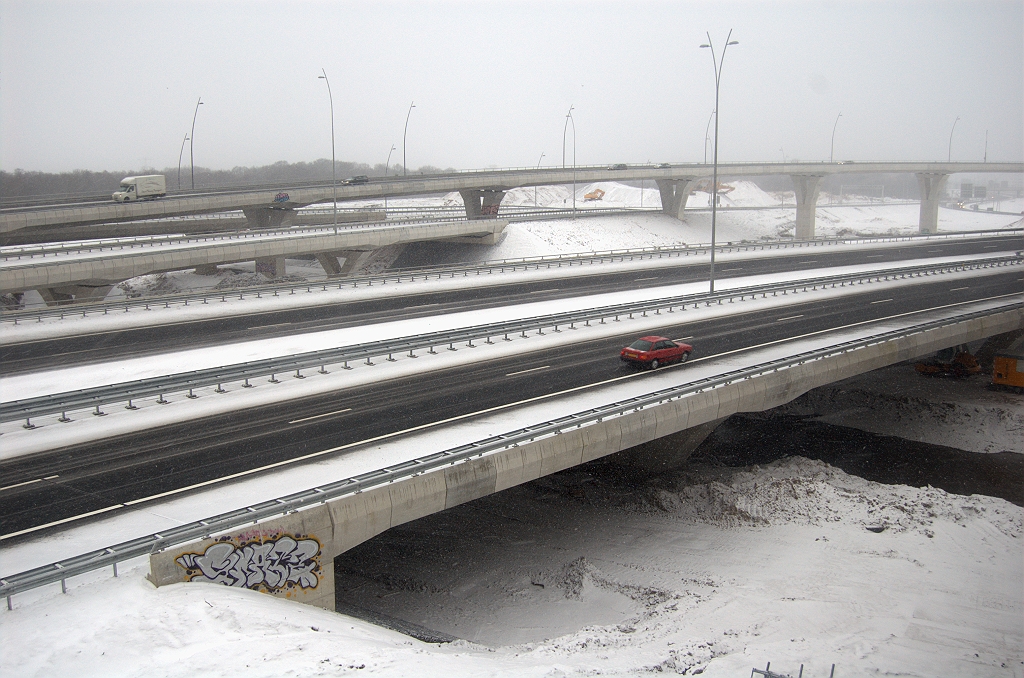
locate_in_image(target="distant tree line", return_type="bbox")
[0,159,456,199]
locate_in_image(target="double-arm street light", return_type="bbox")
[948,116,960,162]
[403,102,416,177]
[830,112,842,163]
[318,69,338,232]
[177,133,189,191]
[189,98,203,189]
[563,105,576,214]
[534,152,545,207]
[700,29,739,294]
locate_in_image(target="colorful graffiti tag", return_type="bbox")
[176,535,322,592]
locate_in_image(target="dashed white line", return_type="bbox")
[870,298,893,304]
[506,365,551,377]
[248,322,292,330]
[721,268,743,272]
[776,315,804,322]
[288,408,353,424]
[0,474,60,493]
[949,287,970,292]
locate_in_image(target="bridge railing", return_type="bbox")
[3,255,1020,427]
[3,299,1020,606]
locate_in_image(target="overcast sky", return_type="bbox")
[2,0,1021,173]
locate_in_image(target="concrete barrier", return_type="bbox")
[149,305,1024,610]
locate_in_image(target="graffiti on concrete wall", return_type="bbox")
[176,534,322,593]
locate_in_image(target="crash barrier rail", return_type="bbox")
[3,255,1020,427]
[3,228,1020,325]
[2,300,1020,606]
[752,662,836,678]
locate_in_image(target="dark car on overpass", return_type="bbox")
[620,336,693,369]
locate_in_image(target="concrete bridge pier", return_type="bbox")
[459,190,507,220]
[38,283,114,306]
[655,179,697,220]
[791,175,824,239]
[255,257,287,278]
[242,207,295,230]
[314,249,376,277]
[916,173,949,234]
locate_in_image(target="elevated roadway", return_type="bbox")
[2,233,1020,375]
[3,162,1020,238]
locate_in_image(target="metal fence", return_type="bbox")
[2,300,1019,606]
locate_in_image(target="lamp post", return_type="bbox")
[563,106,576,215]
[700,29,739,294]
[177,134,189,191]
[318,69,338,232]
[384,144,396,214]
[189,98,203,189]
[534,152,545,207]
[403,101,415,177]
[947,116,960,162]
[704,109,715,164]
[830,111,842,163]
[984,129,988,163]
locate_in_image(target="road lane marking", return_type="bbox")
[721,268,743,272]
[949,287,970,292]
[870,298,893,304]
[0,478,42,492]
[865,255,884,258]
[529,288,560,293]
[672,336,694,343]
[288,408,353,424]
[408,303,439,309]
[0,474,60,493]
[634,277,660,282]
[7,291,1019,540]
[776,315,804,321]
[798,261,817,264]
[506,365,551,377]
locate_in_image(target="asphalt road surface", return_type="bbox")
[1,270,1019,540]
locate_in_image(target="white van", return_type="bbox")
[112,175,166,202]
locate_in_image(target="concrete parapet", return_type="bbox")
[149,305,1024,610]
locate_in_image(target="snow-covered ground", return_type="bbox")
[3,456,1020,678]
[2,182,1022,678]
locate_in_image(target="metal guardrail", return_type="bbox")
[3,228,1020,325]
[3,255,1020,426]
[2,300,1020,605]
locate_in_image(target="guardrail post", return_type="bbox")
[59,412,71,422]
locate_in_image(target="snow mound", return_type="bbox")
[648,457,1021,538]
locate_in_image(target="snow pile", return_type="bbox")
[775,362,1024,454]
[5,457,1018,677]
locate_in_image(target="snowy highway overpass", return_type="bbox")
[3,161,1020,241]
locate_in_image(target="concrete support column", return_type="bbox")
[255,257,287,278]
[655,179,697,220]
[791,175,824,239]
[242,207,295,230]
[459,189,506,220]
[916,173,949,234]
[315,249,375,277]
[38,283,114,306]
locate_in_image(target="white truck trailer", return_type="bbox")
[112,175,167,202]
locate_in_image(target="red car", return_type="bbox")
[620,335,693,369]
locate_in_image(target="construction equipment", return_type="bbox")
[991,351,1024,393]
[584,188,605,201]
[914,345,981,378]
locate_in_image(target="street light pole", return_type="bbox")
[700,30,739,294]
[318,69,338,232]
[704,109,715,164]
[384,144,396,214]
[534,152,545,207]
[189,98,203,190]
[830,111,842,163]
[948,116,960,162]
[563,106,576,215]
[177,133,189,191]
[403,101,415,177]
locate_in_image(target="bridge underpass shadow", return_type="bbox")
[331,409,1022,643]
